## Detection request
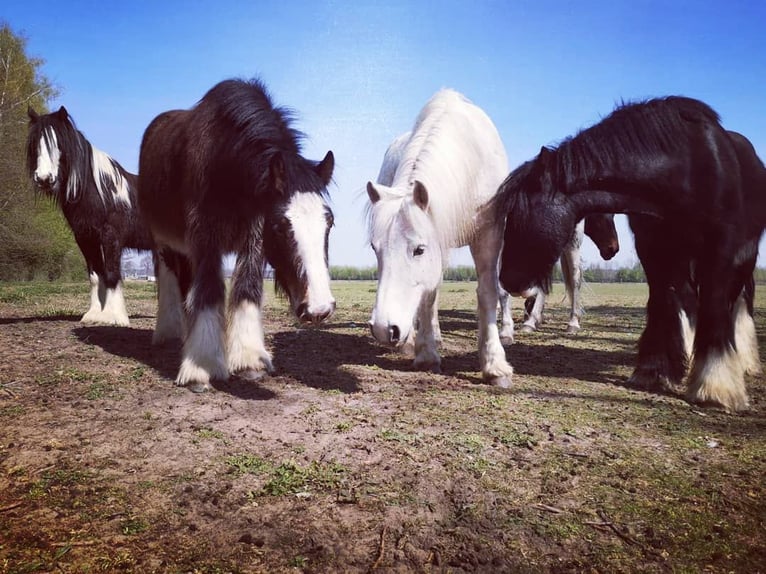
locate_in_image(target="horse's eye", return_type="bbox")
[326,213,335,228]
[413,245,425,257]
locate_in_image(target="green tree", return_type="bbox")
[0,22,77,280]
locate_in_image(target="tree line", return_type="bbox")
[0,23,84,281]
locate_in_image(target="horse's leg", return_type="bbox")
[152,248,187,345]
[560,223,583,334]
[226,228,274,379]
[471,234,513,387]
[95,227,130,326]
[75,234,112,325]
[497,283,514,344]
[735,272,761,375]
[522,290,544,332]
[412,288,441,373]
[176,238,227,392]
[687,254,749,411]
[628,217,689,391]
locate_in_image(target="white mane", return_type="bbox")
[372,89,509,251]
[91,146,132,206]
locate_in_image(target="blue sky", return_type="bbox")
[5,0,766,268]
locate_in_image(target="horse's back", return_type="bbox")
[408,89,507,197]
[138,110,192,249]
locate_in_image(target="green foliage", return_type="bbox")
[0,22,79,281]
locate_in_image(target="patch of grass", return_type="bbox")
[85,381,115,400]
[225,454,270,476]
[335,421,353,432]
[231,456,347,498]
[499,429,539,449]
[0,404,25,418]
[120,515,149,535]
[195,427,226,442]
[379,428,422,445]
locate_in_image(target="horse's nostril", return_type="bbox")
[297,303,309,321]
[389,325,400,344]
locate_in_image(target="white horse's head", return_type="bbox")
[367,180,443,346]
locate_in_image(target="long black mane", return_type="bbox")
[551,96,720,188]
[194,78,330,200]
[498,97,723,225]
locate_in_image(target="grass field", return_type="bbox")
[0,280,764,573]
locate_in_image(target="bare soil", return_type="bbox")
[0,280,764,573]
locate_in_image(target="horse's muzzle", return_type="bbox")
[297,301,335,324]
[368,321,402,346]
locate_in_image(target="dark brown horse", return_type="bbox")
[138,78,336,392]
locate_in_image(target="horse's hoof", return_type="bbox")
[500,335,514,346]
[520,325,535,333]
[413,359,441,374]
[490,375,512,389]
[566,325,580,334]
[627,371,677,393]
[237,368,268,381]
[186,380,213,393]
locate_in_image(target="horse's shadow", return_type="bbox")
[73,325,180,381]
[269,323,411,393]
[0,314,81,325]
[72,321,411,399]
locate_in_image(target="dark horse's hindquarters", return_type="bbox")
[138,78,336,392]
[26,106,154,325]
[498,96,766,412]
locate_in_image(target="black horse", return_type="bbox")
[137,78,336,392]
[497,97,766,412]
[514,212,620,336]
[26,106,153,325]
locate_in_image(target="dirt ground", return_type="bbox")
[0,280,764,573]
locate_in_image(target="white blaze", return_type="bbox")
[284,192,335,314]
[35,128,61,184]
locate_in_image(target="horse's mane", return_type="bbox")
[371,88,507,250]
[195,78,330,197]
[26,109,133,205]
[496,96,722,227]
[553,96,721,189]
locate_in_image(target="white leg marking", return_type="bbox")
[81,271,104,323]
[80,274,128,325]
[522,291,544,332]
[498,286,514,344]
[413,293,441,373]
[153,261,185,344]
[226,300,274,375]
[177,307,228,391]
[734,296,761,375]
[103,283,130,326]
[679,309,695,362]
[687,346,749,412]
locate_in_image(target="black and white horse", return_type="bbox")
[26,106,153,325]
[137,78,336,392]
[497,97,766,412]
[503,212,619,338]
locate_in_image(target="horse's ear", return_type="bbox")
[316,150,334,185]
[367,182,381,204]
[269,152,287,195]
[57,106,68,120]
[27,106,39,121]
[413,181,429,211]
